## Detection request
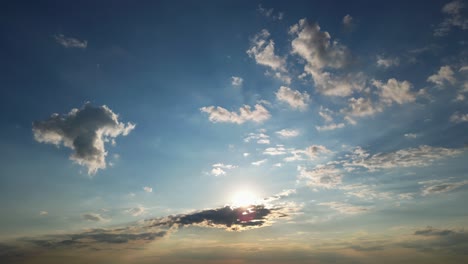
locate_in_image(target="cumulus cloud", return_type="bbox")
[450,112,468,123]
[298,164,342,188]
[420,179,468,196]
[276,86,310,110]
[345,145,463,171]
[319,202,371,214]
[427,66,456,87]
[32,103,135,175]
[82,213,107,222]
[244,131,270,144]
[316,123,345,131]
[342,14,354,31]
[318,106,334,123]
[373,78,417,105]
[376,55,400,68]
[200,104,270,124]
[257,4,284,21]
[231,76,243,87]
[247,29,286,72]
[276,129,300,137]
[252,159,267,166]
[434,0,468,36]
[211,163,237,176]
[54,34,87,49]
[143,186,152,193]
[263,145,288,156]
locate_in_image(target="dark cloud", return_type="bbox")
[32,103,135,175]
[401,227,468,254]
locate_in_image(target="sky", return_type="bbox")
[1,0,468,263]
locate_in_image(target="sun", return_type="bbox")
[231,190,259,207]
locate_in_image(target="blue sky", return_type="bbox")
[1,1,468,263]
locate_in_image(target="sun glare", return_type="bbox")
[231,190,259,207]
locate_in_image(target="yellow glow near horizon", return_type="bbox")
[231,190,259,207]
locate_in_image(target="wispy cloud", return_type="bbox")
[54,34,87,49]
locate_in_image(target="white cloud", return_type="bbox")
[231,76,243,87]
[450,112,468,123]
[200,103,270,124]
[252,159,267,166]
[342,14,353,28]
[427,66,456,86]
[276,129,300,137]
[345,145,463,171]
[319,202,371,214]
[276,86,310,110]
[32,103,135,175]
[39,211,48,216]
[373,78,417,105]
[211,167,226,176]
[341,97,383,121]
[420,179,468,196]
[143,186,153,193]
[283,145,331,162]
[434,0,468,36]
[211,163,237,176]
[54,34,87,49]
[257,4,283,21]
[376,55,400,68]
[247,29,286,72]
[298,165,342,189]
[316,123,345,131]
[244,131,270,144]
[318,106,334,123]
[82,213,107,222]
[404,133,419,139]
[127,206,146,216]
[263,145,288,156]
[243,152,250,157]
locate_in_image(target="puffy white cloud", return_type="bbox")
[247,29,286,72]
[143,186,152,193]
[82,213,107,222]
[244,131,270,144]
[54,34,87,49]
[318,106,334,123]
[345,145,463,171]
[307,67,367,96]
[404,133,419,139]
[373,78,417,105]
[243,152,250,157]
[427,66,456,86]
[298,165,342,188]
[284,145,331,162]
[316,123,345,131]
[211,167,226,176]
[319,202,371,214]
[211,163,237,176]
[200,103,270,124]
[342,14,353,29]
[263,145,288,156]
[420,179,468,196]
[434,0,468,36]
[341,97,383,123]
[231,76,243,87]
[276,129,300,137]
[275,86,310,110]
[376,55,400,68]
[252,159,267,166]
[450,112,468,123]
[32,103,135,175]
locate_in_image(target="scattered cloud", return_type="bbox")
[376,55,400,68]
[276,128,300,138]
[319,202,371,214]
[434,0,468,36]
[244,131,270,144]
[316,122,345,131]
[342,14,354,31]
[247,29,286,72]
[82,213,107,222]
[257,4,284,21]
[450,111,468,123]
[200,103,270,124]
[39,211,48,216]
[143,186,152,193]
[276,86,310,110]
[373,78,417,105]
[427,65,456,87]
[420,179,468,195]
[211,163,237,176]
[263,145,288,156]
[318,106,334,123]
[298,164,342,188]
[54,34,87,48]
[231,76,243,87]
[32,103,135,175]
[252,159,267,166]
[126,206,146,216]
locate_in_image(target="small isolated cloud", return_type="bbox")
[231,76,243,87]
[404,133,419,139]
[211,163,237,176]
[276,129,299,138]
[200,103,270,124]
[244,131,270,144]
[252,159,267,166]
[82,213,107,222]
[247,29,286,72]
[316,123,345,131]
[373,78,417,105]
[32,103,135,175]
[318,106,334,123]
[126,206,146,216]
[284,145,331,162]
[257,4,284,21]
[243,152,250,157]
[54,34,87,49]
[376,55,400,68]
[434,0,468,36]
[263,145,287,156]
[276,86,310,110]
[319,202,371,214]
[420,179,468,195]
[450,112,468,123]
[427,65,456,87]
[39,211,48,216]
[342,14,354,30]
[143,186,152,193]
[298,164,342,188]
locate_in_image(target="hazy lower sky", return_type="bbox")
[1,1,468,263]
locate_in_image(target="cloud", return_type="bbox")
[244,131,270,144]
[231,76,243,87]
[316,123,345,131]
[344,145,463,171]
[450,112,468,123]
[263,145,288,156]
[252,159,267,166]
[427,66,456,86]
[404,133,419,139]
[319,202,371,214]
[247,29,286,72]
[54,34,88,48]
[276,86,310,110]
[276,129,300,137]
[200,104,270,124]
[434,0,468,36]
[211,163,237,176]
[342,14,354,30]
[39,211,48,216]
[420,179,468,196]
[318,106,334,123]
[341,97,383,120]
[143,186,152,193]
[373,78,417,105]
[126,206,146,216]
[406,226,468,254]
[82,213,107,222]
[32,103,135,175]
[376,55,400,68]
[298,164,342,188]
[257,4,284,21]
